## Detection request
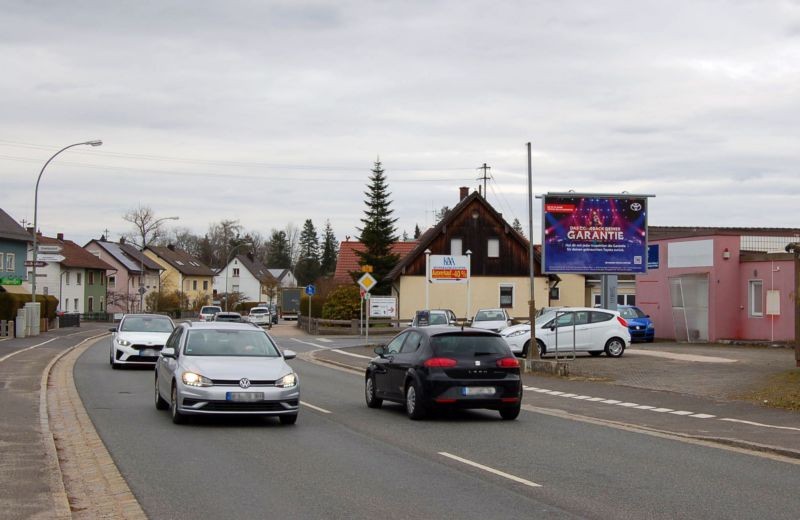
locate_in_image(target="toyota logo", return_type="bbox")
[239,378,251,389]
[630,202,642,211]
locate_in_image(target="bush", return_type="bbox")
[299,294,326,318]
[322,285,361,320]
[0,293,58,321]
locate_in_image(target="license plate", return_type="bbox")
[226,392,264,402]
[140,349,158,357]
[461,387,496,396]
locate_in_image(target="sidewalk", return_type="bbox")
[309,340,800,461]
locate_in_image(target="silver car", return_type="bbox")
[154,321,300,425]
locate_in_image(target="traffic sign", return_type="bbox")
[305,285,316,296]
[0,277,23,285]
[37,254,65,263]
[357,273,377,292]
[37,245,62,253]
[361,265,373,273]
[24,260,47,267]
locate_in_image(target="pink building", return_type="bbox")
[637,227,800,343]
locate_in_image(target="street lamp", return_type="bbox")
[224,241,253,311]
[138,216,179,312]
[31,140,103,304]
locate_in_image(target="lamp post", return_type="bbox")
[137,216,179,312]
[424,249,431,309]
[31,140,102,303]
[466,250,472,322]
[224,241,253,311]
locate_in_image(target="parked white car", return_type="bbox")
[247,307,272,328]
[109,314,175,368]
[471,308,512,332]
[501,307,631,358]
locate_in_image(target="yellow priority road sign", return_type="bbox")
[357,273,377,292]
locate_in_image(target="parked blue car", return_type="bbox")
[618,305,655,343]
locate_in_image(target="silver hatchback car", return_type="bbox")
[154,321,300,425]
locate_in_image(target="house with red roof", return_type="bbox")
[333,240,419,286]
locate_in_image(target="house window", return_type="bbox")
[99,298,104,311]
[108,275,116,289]
[232,284,239,293]
[88,297,94,313]
[0,253,4,271]
[193,280,198,291]
[499,285,514,308]
[74,298,79,311]
[749,280,763,317]
[593,293,601,307]
[76,273,82,285]
[450,238,462,256]
[64,299,69,312]
[550,287,560,301]
[88,272,94,285]
[617,294,636,306]
[233,268,240,278]
[203,280,209,290]
[6,253,14,272]
[65,272,70,285]
[487,238,499,258]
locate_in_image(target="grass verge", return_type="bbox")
[739,370,800,411]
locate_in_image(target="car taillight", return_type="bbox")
[424,357,458,368]
[496,357,519,368]
[617,316,628,328]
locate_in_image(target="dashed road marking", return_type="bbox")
[315,338,333,343]
[720,418,800,432]
[332,349,371,359]
[439,452,541,488]
[301,401,332,414]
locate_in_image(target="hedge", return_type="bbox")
[0,293,58,321]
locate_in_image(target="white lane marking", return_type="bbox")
[548,391,565,395]
[628,349,737,363]
[572,395,592,400]
[720,418,800,432]
[635,405,655,410]
[300,401,332,414]
[650,408,674,413]
[438,452,541,488]
[332,349,371,359]
[617,402,640,408]
[315,338,332,343]
[669,411,695,416]
[690,414,716,419]
[601,399,622,404]
[587,397,606,402]
[291,338,330,349]
[0,337,58,363]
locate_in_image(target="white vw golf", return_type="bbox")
[154,321,300,425]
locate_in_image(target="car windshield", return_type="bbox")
[474,310,504,322]
[431,333,509,357]
[535,311,557,326]
[216,314,241,321]
[201,307,220,315]
[619,307,646,319]
[428,313,448,325]
[184,330,280,357]
[120,316,173,333]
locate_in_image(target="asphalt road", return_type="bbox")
[75,336,800,520]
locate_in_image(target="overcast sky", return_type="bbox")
[3,1,799,248]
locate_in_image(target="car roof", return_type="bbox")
[121,313,172,320]
[182,321,260,331]
[411,325,500,337]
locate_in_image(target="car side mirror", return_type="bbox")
[282,349,297,360]
[161,347,176,358]
[109,327,117,332]
[374,345,386,358]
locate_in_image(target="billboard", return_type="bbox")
[542,194,648,274]
[369,297,397,318]
[428,255,470,284]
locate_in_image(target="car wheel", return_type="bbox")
[279,414,298,425]
[499,404,521,420]
[536,340,546,358]
[405,380,427,420]
[605,338,626,358]
[170,384,186,424]
[520,340,531,358]
[365,375,383,409]
[155,375,168,410]
[588,351,602,357]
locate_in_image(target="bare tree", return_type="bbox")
[122,205,176,248]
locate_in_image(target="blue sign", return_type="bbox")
[542,195,648,274]
[647,244,659,269]
[305,285,316,296]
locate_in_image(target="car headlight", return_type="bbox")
[275,372,297,388]
[116,338,131,347]
[506,329,528,338]
[182,372,213,387]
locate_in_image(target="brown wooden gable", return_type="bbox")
[388,191,541,280]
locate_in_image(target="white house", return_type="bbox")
[214,254,281,304]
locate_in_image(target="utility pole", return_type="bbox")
[477,163,491,199]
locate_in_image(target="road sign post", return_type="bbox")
[305,285,316,328]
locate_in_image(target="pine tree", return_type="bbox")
[512,218,525,237]
[413,224,421,239]
[295,219,321,285]
[266,230,292,269]
[320,220,339,276]
[402,230,409,241]
[354,160,399,295]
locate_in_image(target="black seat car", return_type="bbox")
[364,326,522,420]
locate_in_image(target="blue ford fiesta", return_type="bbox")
[618,305,655,343]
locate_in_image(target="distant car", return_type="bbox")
[247,307,272,328]
[471,308,512,332]
[533,307,631,357]
[109,314,175,369]
[154,321,299,424]
[617,305,655,343]
[198,305,222,322]
[411,309,457,327]
[214,311,244,322]
[364,326,522,420]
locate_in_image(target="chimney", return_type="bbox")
[167,244,176,251]
[119,237,126,245]
[459,186,469,201]
[57,233,64,241]
[27,226,34,235]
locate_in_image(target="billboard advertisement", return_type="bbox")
[542,194,648,274]
[428,255,470,284]
[369,297,397,318]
